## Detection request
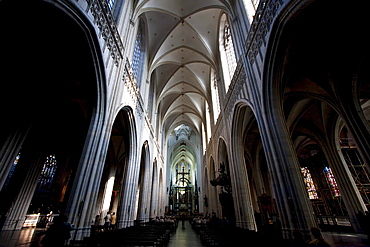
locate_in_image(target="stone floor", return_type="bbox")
[0,222,369,247]
[167,220,204,247]
[321,231,369,247]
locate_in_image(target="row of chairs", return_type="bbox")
[85,222,175,247]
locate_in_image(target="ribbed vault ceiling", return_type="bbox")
[136,0,229,139]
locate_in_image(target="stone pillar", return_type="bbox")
[65,122,111,240]
[2,152,44,230]
[230,144,257,230]
[150,164,159,219]
[116,149,139,229]
[336,85,370,172]
[137,149,152,223]
[0,126,30,189]
[325,144,367,232]
[257,111,317,239]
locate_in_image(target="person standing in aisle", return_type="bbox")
[104,212,111,230]
[110,212,116,230]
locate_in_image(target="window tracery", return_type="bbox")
[223,22,237,84]
[323,167,340,198]
[106,0,114,9]
[301,167,318,199]
[36,154,57,193]
[3,152,21,189]
[219,14,237,91]
[211,70,221,123]
[132,20,146,87]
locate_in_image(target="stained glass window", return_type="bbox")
[36,154,57,193]
[323,167,340,197]
[301,167,318,199]
[3,152,21,189]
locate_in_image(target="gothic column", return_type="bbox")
[2,150,44,230]
[335,77,370,172]
[137,147,152,223]
[208,159,220,216]
[149,163,159,219]
[229,142,257,230]
[0,126,30,189]
[65,119,111,241]
[257,108,317,238]
[116,154,139,228]
[325,143,367,232]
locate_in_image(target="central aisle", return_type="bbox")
[167,220,204,247]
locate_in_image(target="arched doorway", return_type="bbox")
[96,107,135,229]
[231,103,275,231]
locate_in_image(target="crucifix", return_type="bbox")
[177,165,189,186]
